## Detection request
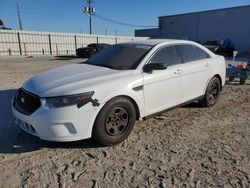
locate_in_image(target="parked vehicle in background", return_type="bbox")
[228,63,250,85]
[76,43,111,58]
[203,39,235,56]
[12,39,225,146]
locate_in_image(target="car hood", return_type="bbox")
[23,63,131,97]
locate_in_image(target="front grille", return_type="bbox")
[14,89,41,115]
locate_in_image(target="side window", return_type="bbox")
[150,46,178,67]
[178,45,210,63]
[196,47,210,59]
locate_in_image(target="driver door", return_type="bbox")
[143,45,182,116]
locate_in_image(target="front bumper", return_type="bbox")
[76,51,90,58]
[12,99,97,142]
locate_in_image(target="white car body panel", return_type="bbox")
[12,39,226,142]
[143,65,182,116]
[178,59,211,102]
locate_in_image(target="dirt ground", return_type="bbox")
[0,56,249,188]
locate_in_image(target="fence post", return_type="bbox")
[42,48,44,55]
[17,32,22,55]
[74,35,77,51]
[23,43,28,56]
[48,34,52,55]
[8,49,11,56]
[55,43,59,56]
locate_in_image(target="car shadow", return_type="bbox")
[182,101,204,108]
[0,89,103,155]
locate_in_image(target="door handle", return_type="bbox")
[205,63,209,68]
[174,69,183,75]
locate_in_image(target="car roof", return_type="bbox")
[120,39,195,46]
[121,39,216,59]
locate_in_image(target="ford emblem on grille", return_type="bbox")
[21,97,25,103]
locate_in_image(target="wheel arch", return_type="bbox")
[109,95,141,120]
[213,74,223,90]
[203,74,223,95]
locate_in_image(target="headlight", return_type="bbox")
[45,91,94,108]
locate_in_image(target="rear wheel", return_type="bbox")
[200,77,221,107]
[92,97,136,146]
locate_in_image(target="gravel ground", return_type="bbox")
[0,56,249,188]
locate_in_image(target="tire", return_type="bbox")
[240,78,246,85]
[92,97,136,146]
[200,77,221,107]
[229,76,234,82]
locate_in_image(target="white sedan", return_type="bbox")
[12,39,225,146]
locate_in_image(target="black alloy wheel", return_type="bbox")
[207,82,219,104]
[200,77,221,107]
[92,97,136,146]
[105,107,130,138]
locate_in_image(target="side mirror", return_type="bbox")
[143,63,167,73]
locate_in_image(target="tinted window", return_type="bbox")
[178,45,209,63]
[84,44,152,70]
[98,44,110,50]
[150,46,179,67]
[87,44,96,48]
[101,44,111,48]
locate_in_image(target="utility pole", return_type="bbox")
[16,2,23,30]
[84,0,95,34]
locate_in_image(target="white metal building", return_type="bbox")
[135,5,250,52]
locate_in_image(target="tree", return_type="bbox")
[0,19,4,26]
[0,19,11,30]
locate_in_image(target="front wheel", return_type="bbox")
[200,77,221,107]
[92,97,136,146]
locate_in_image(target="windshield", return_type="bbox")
[84,44,152,70]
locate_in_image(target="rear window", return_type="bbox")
[178,45,210,63]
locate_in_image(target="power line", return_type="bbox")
[15,0,83,21]
[16,2,23,30]
[93,14,157,28]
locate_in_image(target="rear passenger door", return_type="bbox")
[176,44,211,102]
